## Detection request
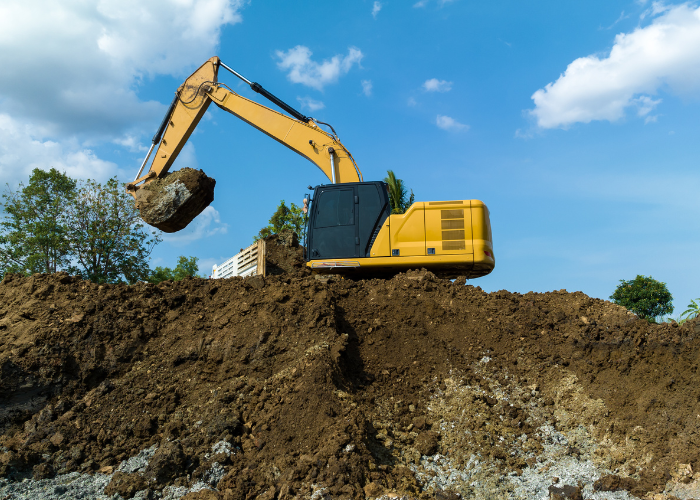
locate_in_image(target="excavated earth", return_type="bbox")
[136,168,216,233]
[2,239,700,499]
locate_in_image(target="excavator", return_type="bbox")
[126,57,494,279]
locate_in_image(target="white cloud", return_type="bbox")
[372,1,382,18]
[633,95,662,116]
[530,4,700,129]
[634,95,661,124]
[0,114,122,188]
[160,206,228,246]
[601,10,630,30]
[0,0,244,135]
[113,135,148,153]
[407,97,417,106]
[361,80,373,96]
[297,96,326,112]
[423,78,453,92]
[0,0,245,183]
[640,1,672,20]
[275,46,364,91]
[436,114,468,131]
[414,0,456,7]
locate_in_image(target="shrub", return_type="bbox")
[255,200,307,242]
[148,256,201,283]
[610,275,673,322]
[681,298,700,323]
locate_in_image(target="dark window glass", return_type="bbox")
[315,189,354,228]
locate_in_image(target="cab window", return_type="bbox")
[314,189,354,228]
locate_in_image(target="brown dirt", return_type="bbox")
[263,231,310,278]
[136,167,216,233]
[2,251,700,499]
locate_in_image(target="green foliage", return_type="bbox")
[681,298,700,323]
[255,200,307,241]
[664,299,700,325]
[65,178,161,284]
[0,168,77,277]
[384,170,414,214]
[148,256,201,283]
[610,275,674,322]
[0,170,161,284]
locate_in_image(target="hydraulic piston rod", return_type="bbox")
[219,61,311,123]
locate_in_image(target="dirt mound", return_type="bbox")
[136,168,216,233]
[2,270,700,499]
[263,231,309,278]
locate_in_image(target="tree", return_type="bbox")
[255,200,307,241]
[610,275,673,322]
[0,168,77,277]
[384,170,414,214]
[148,256,201,283]
[66,177,161,284]
[681,298,700,323]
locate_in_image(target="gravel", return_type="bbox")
[0,472,114,500]
[408,421,642,499]
[403,364,646,499]
[508,423,638,500]
[117,444,158,474]
[0,441,236,500]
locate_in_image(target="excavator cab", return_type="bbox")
[306,181,391,260]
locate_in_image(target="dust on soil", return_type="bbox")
[136,167,216,233]
[2,238,700,499]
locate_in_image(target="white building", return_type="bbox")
[211,240,266,279]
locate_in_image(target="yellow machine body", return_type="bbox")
[308,200,494,279]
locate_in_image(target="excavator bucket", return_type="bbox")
[129,58,221,232]
[134,168,215,233]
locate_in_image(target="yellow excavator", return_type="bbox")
[126,57,494,279]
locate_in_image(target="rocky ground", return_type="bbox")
[2,237,700,499]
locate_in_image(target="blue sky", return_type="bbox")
[1,0,699,316]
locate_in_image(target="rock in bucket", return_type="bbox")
[134,168,215,233]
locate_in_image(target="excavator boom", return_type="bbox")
[130,57,361,192]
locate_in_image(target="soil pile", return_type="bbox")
[1,267,700,499]
[263,231,309,278]
[136,168,216,233]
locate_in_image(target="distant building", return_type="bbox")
[211,254,239,279]
[211,240,265,279]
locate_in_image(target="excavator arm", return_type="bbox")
[128,57,362,193]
